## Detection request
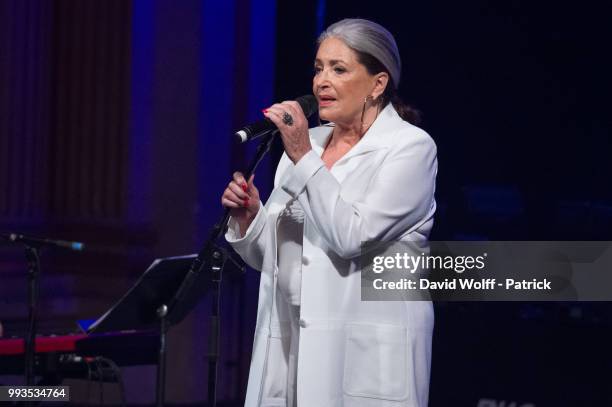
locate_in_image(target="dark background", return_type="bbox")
[1,0,611,405]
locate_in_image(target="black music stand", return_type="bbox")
[87,254,211,406]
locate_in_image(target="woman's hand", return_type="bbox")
[263,101,312,163]
[221,172,260,236]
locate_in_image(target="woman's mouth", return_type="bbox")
[318,96,336,107]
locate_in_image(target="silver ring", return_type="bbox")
[282,111,294,126]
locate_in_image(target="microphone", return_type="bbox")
[235,95,318,143]
[5,233,85,251]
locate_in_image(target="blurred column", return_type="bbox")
[126,0,276,402]
[197,0,277,403]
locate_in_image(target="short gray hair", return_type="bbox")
[318,18,401,89]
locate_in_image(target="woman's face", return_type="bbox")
[313,37,379,127]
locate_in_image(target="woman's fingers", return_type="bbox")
[263,105,284,127]
[281,100,303,120]
[222,184,248,206]
[263,102,312,163]
[221,196,241,208]
[232,171,249,190]
[229,181,248,200]
[247,174,258,195]
[233,171,260,195]
[265,102,301,126]
[222,172,260,224]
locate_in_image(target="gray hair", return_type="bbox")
[318,18,401,89]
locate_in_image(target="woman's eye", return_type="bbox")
[314,66,322,74]
[334,67,346,74]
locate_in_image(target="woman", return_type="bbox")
[223,18,437,407]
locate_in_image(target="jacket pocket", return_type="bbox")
[343,323,410,401]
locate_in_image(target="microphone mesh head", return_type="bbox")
[296,95,318,118]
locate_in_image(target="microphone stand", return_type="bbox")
[158,130,278,407]
[24,245,40,389]
[1,234,46,407]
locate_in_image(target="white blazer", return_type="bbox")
[226,104,438,407]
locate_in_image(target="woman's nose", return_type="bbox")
[314,70,330,88]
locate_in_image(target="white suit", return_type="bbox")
[226,104,438,407]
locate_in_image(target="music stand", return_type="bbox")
[87,254,211,405]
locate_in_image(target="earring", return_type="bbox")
[360,95,374,134]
